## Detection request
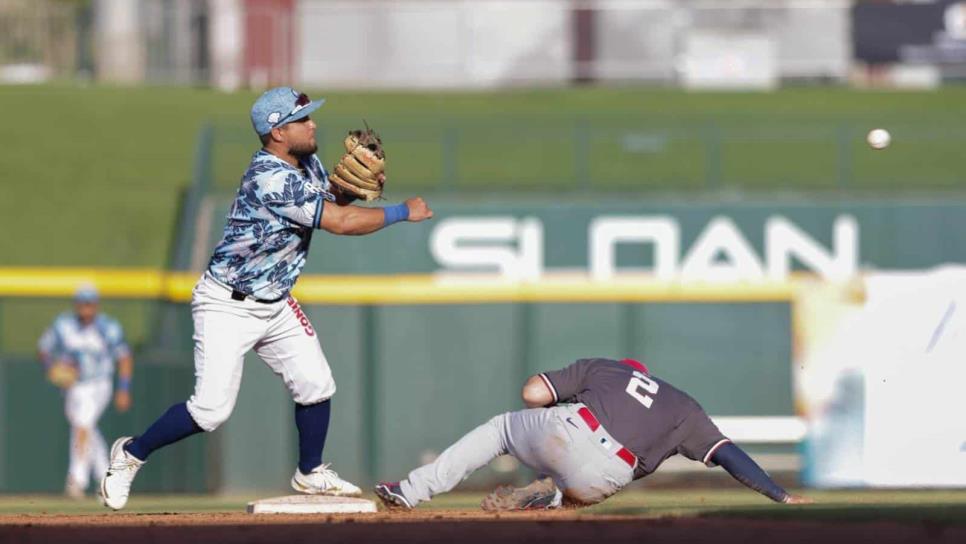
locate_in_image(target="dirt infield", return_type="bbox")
[2,511,964,544]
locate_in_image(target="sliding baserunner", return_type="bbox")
[375,357,811,510]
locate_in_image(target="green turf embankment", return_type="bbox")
[3,85,966,268]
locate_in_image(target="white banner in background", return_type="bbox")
[799,266,966,488]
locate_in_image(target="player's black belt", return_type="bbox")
[204,270,287,304]
[230,288,285,304]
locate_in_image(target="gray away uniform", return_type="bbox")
[399,358,731,506]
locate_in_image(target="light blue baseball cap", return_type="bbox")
[251,87,325,136]
[74,283,99,303]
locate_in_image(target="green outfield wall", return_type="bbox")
[3,197,966,493]
[0,353,208,493]
[0,298,790,494]
[174,196,966,491]
[192,196,966,275]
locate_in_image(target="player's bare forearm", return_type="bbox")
[114,354,133,412]
[319,202,384,235]
[521,375,555,408]
[118,354,133,379]
[320,197,433,235]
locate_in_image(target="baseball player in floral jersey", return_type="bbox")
[375,357,811,510]
[38,284,132,499]
[101,87,433,510]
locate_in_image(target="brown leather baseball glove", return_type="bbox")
[329,125,385,201]
[47,360,79,389]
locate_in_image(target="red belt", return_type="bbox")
[576,407,637,468]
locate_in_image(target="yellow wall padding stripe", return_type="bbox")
[0,268,797,305]
[0,268,166,297]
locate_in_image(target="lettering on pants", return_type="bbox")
[286,297,316,336]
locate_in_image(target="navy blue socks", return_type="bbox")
[123,399,330,471]
[295,399,331,474]
[125,402,204,461]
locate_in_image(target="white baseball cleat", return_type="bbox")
[100,437,144,510]
[291,463,362,497]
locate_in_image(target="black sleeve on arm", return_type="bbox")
[711,443,789,503]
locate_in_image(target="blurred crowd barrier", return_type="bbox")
[4,0,965,88]
[292,0,849,89]
[0,0,88,82]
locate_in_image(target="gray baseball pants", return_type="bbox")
[399,403,635,506]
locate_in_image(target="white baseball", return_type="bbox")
[867,128,891,150]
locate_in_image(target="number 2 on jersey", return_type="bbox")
[625,371,659,408]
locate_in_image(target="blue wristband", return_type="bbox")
[117,376,131,392]
[383,203,409,226]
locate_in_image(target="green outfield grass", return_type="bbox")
[2,489,966,523]
[3,84,966,269]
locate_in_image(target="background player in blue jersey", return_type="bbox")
[100,87,433,510]
[38,284,133,499]
[375,357,812,510]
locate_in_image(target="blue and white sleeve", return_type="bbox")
[259,171,333,229]
[37,322,64,363]
[102,319,131,360]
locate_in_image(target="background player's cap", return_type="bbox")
[73,283,99,303]
[251,87,325,136]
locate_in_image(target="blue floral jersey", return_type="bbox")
[207,149,336,300]
[38,313,130,383]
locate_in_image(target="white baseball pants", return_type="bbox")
[64,377,112,490]
[400,403,635,506]
[185,273,336,431]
